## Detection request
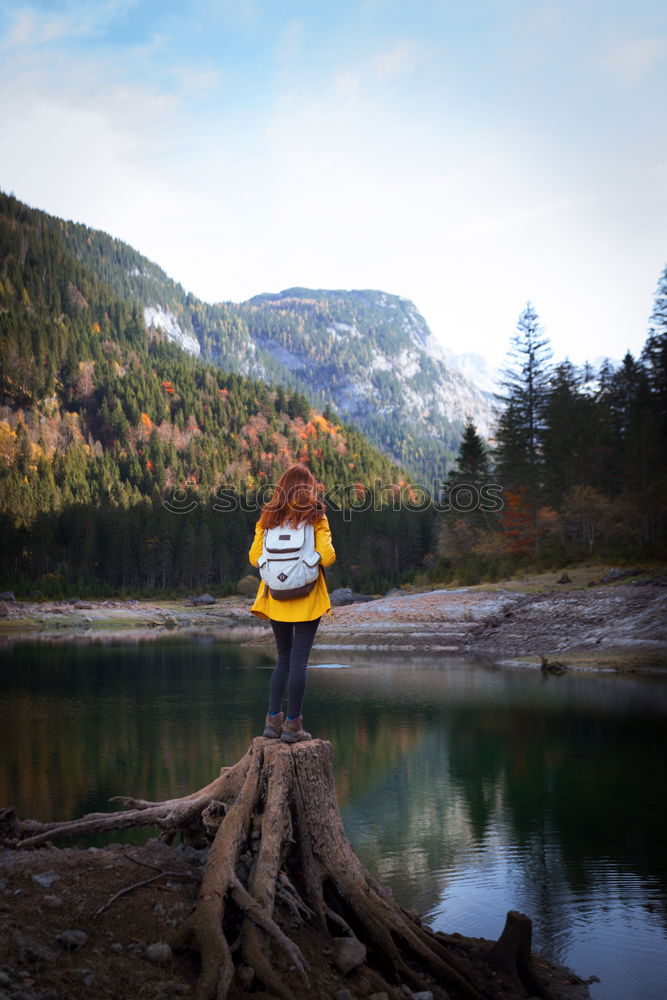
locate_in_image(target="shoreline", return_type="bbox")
[1,578,666,671]
[0,839,595,1000]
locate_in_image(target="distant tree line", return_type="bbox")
[434,281,667,582]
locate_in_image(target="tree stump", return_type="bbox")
[2,737,565,1000]
[486,910,556,1000]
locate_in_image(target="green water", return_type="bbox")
[1,634,666,1000]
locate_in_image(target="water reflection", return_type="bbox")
[1,638,666,1000]
[315,655,667,1000]
[0,637,274,827]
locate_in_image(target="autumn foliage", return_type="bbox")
[500,488,535,557]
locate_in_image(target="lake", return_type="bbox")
[1,633,666,1000]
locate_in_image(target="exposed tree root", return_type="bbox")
[2,738,568,1000]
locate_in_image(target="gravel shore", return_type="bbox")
[1,575,666,670]
[315,581,667,670]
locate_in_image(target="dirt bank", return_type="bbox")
[0,839,595,1000]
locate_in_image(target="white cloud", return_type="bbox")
[370,40,428,80]
[165,64,223,99]
[331,36,428,98]
[276,18,305,67]
[204,0,261,30]
[604,37,667,84]
[0,28,196,263]
[0,0,663,373]
[0,0,137,50]
[2,8,67,48]
[0,94,180,229]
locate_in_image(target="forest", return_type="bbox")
[433,296,667,583]
[1,189,666,597]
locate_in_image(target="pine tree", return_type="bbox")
[287,391,310,421]
[494,303,552,552]
[275,384,287,413]
[642,264,667,456]
[448,418,489,488]
[443,418,491,530]
[541,361,600,506]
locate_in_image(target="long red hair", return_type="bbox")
[259,464,326,529]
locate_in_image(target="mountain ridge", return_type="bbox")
[46,205,494,480]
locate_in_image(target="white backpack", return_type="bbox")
[258,522,321,600]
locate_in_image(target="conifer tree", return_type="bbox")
[642,264,667,456]
[444,417,492,533]
[494,303,552,551]
[541,360,600,506]
[448,418,489,488]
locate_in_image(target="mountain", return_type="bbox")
[52,216,494,482]
[238,289,495,482]
[1,191,437,595]
[440,348,501,395]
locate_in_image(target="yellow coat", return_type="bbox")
[248,516,336,622]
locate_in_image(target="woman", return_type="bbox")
[248,464,336,743]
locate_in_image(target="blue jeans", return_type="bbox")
[268,618,321,717]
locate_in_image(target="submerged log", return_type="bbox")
[2,737,572,1000]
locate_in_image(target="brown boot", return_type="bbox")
[262,711,284,739]
[281,716,312,744]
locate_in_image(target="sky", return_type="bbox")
[1,0,666,369]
